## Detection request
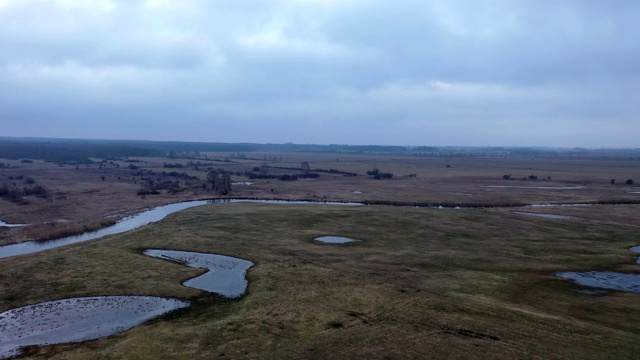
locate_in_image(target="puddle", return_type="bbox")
[482,185,584,190]
[144,250,254,298]
[0,199,362,260]
[557,246,640,294]
[314,236,360,244]
[352,191,363,194]
[0,296,189,359]
[232,182,253,186]
[0,220,28,228]
[513,212,573,220]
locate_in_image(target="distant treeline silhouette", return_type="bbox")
[0,140,161,163]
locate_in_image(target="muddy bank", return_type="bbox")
[0,296,190,359]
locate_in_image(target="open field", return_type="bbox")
[1,147,640,359]
[1,151,639,245]
[1,202,640,359]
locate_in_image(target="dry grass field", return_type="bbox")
[1,150,640,359]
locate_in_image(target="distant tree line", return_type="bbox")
[0,141,161,164]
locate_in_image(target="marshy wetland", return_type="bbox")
[1,145,640,359]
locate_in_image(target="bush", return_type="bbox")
[626,179,634,185]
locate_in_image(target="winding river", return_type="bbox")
[0,199,362,260]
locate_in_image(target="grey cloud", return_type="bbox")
[1,0,638,147]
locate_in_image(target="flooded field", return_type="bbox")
[0,296,189,359]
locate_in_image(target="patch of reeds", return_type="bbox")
[24,218,117,242]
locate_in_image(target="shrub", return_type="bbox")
[626,179,635,185]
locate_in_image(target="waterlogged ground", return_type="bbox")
[0,296,190,359]
[144,249,254,298]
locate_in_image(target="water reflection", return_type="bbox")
[144,249,254,298]
[314,236,360,244]
[557,247,640,294]
[0,296,189,359]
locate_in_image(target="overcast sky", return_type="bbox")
[1,0,638,147]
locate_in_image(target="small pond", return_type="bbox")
[557,246,640,294]
[513,212,574,220]
[314,236,360,244]
[0,296,190,359]
[144,249,254,298]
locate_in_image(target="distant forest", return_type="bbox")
[0,137,638,164]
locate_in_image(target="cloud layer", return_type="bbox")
[2,0,638,147]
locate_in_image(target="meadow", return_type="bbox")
[1,148,640,359]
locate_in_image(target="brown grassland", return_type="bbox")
[1,151,640,359]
